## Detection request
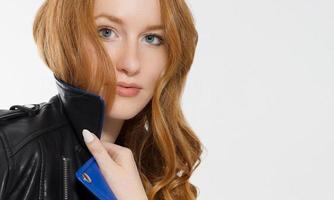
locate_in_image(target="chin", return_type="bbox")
[107,105,142,120]
[109,112,137,120]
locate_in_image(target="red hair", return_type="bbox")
[33,0,203,199]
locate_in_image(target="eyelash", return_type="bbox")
[97,26,164,46]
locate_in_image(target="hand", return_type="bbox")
[82,129,148,200]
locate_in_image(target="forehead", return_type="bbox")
[93,0,162,28]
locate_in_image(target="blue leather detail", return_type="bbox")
[75,157,117,200]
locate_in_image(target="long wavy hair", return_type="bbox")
[33,0,203,199]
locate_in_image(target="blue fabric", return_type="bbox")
[76,157,117,200]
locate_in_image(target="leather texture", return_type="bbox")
[0,74,114,200]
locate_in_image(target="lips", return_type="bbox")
[116,81,142,97]
[117,81,142,89]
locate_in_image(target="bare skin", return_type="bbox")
[82,0,168,199]
[97,0,167,143]
[83,129,148,200]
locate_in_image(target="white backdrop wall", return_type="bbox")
[0,1,333,199]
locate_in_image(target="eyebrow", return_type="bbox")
[94,13,164,32]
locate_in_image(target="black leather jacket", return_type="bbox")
[0,75,107,200]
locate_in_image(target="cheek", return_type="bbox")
[140,69,165,105]
[144,65,166,95]
[143,49,167,82]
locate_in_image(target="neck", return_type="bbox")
[100,116,124,143]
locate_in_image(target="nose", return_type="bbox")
[115,39,140,76]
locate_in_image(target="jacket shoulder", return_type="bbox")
[0,103,42,121]
[0,95,68,156]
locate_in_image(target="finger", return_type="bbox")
[82,129,118,171]
[100,141,122,162]
[100,141,135,167]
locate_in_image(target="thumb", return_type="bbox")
[82,129,118,170]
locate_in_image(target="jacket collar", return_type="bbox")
[53,74,105,147]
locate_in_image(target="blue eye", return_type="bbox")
[144,34,164,46]
[97,27,164,46]
[98,27,116,40]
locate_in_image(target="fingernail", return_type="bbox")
[82,129,94,143]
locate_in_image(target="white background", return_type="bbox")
[0,1,333,199]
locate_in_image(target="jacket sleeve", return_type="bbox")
[0,133,9,200]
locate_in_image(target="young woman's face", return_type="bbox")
[94,0,167,119]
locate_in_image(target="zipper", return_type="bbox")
[62,156,72,200]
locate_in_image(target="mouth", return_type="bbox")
[116,86,141,97]
[117,81,142,89]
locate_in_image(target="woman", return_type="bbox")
[0,0,203,199]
